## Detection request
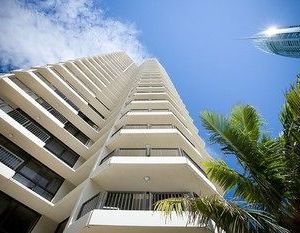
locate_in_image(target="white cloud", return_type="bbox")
[0,0,148,71]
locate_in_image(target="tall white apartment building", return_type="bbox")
[0,52,220,233]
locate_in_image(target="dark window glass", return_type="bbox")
[55,218,69,233]
[5,108,81,167]
[44,138,79,167]
[45,138,65,155]
[88,103,105,119]
[95,97,110,111]
[78,111,99,130]
[0,191,41,233]
[36,97,68,124]
[61,150,78,167]
[75,133,89,145]
[64,123,77,135]
[0,134,64,201]
[64,122,90,145]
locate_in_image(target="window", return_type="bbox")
[78,111,99,130]
[36,97,68,124]
[55,218,69,233]
[88,103,105,119]
[0,134,64,201]
[14,162,62,201]
[95,97,110,111]
[8,109,50,142]
[0,191,41,233]
[44,138,79,167]
[6,108,82,164]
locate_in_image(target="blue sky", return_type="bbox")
[1,0,300,169]
[101,0,300,163]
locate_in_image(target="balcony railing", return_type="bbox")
[7,109,51,142]
[36,97,68,124]
[120,108,170,119]
[1,91,91,147]
[3,108,80,167]
[99,148,207,178]
[34,71,80,112]
[10,77,96,138]
[77,191,193,219]
[0,137,64,201]
[125,99,166,106]
[125,98,189,125]
[111,124,172,137]
[0,145,24,170]
[111,124,196,148]
[135,91,165,94]
[137,84,163,87]
[120,108,189,131]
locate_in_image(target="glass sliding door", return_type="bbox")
[0,191,41,233]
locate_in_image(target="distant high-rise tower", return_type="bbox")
[0,52,221,233]
[253,25,300,58]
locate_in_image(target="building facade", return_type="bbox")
[0,52,220,233]
[253,25,300,58]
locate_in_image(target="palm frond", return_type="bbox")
[280,77,300,220]
[230,105,261,142]
[204,160,262,203]
[155,196,290,233]
[200,111,257,164]
[201,109,287,214]
[284,77,300,118]
[201,111,276,191]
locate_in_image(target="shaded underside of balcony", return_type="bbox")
[92,156,217,196]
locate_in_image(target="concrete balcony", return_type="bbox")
[0,161,85,223]
[67,192,214,233]
[136,86,165,92]
[132,86,185,106]
[68,210,212,233]
[138,83,164,88]
[126,99,171,110]
[107,124,206,161]
[117,111,204,149]
[125,100,197,133]
[92,148,217,196]
[132,92,167,100]
[34,67,107,124]
[0,76,98,145]
[124,100,187,125]
[119,110,180,126]
[12,72,100,139]
[53,63,114,112]
[132,88,183,107]
[127,92,189,118]
[0,110,77,179]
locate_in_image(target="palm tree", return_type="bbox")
[156,78,300,233]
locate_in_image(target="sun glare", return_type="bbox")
[263,26,278,36]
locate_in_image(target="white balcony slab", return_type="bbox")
[0,161,85,222]
[66,210,213,233]
[107,128,207,167]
